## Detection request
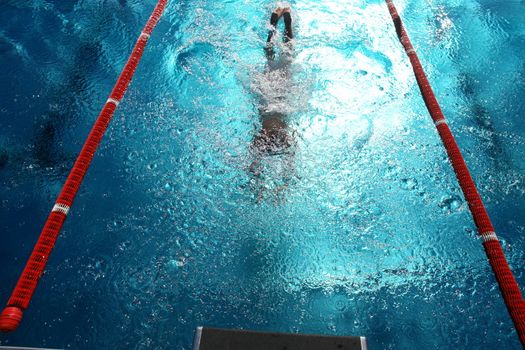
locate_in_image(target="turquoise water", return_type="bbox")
[1,0,525,348]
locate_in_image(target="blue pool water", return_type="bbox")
[1,0,525,348]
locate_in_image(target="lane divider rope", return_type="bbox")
[384,0,525,345]
[0,0,169,333]
[434,119,447,126]
[51,203,70,216]
[106,97,120,107]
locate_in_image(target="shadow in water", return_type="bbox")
[33,119,59,167]
[31,38,104,168]
[0,149,8,169]
[457,72,510,169]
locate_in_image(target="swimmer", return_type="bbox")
[252,6,294,157]
[249,6,297,202]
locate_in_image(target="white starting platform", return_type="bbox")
[193,327,368,350]
[0,347,60,350]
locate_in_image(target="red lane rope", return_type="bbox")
[0,0,168,333]
[384,0,525,344]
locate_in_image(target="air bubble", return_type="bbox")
[127,151,138,161]
[167,257,187,272]
[400,178,418,190]
[439,195,463,212]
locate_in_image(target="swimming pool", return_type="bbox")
[1,0,524,348]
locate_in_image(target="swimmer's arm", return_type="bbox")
[283,11,293,41]
[265,12,279,60]
[266,12,279,43]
